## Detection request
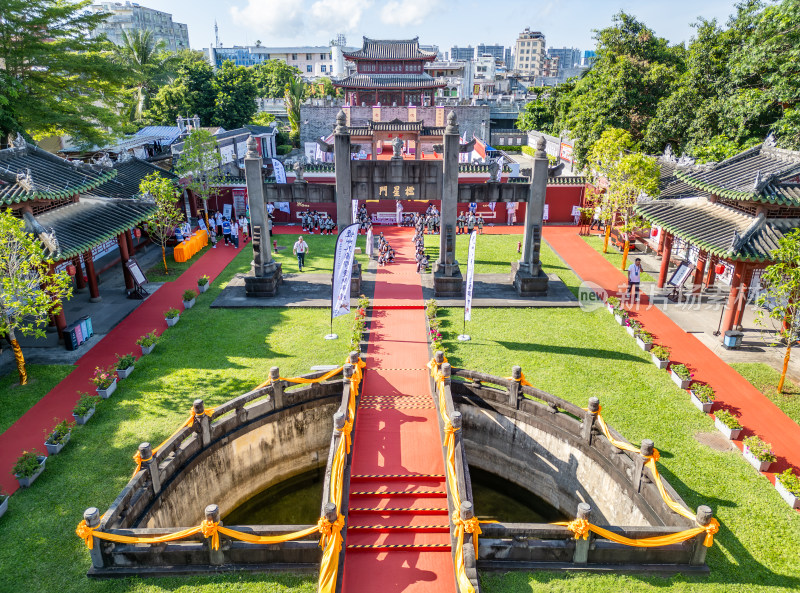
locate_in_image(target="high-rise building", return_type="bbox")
[476,43,505,62]
[504,47,512,69]
[88,2,189,52]
[547,47,582,70]
[513,28,546,77]
[582,50,597,66]
[450,45,475,61]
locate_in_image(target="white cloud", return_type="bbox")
[379,0,441,27]
[230,0,371,40]
[310,0,373,32]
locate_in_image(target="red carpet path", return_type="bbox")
[342,227,456,593]
[543,226,800,483]
[0,240,243,494]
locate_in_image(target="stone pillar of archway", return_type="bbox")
[334,110,353,230]
[433,111,463,296]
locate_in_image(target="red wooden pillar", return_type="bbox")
[125,228,134,256]
[657,228,666,255]
[48,264,67,341]
[83,250,101,302]
[72,256,87,291]
[118,232,134,291]
[733,264,750,329]
[657,233,673,288]
[692,250,707,294]
[705,255,717,288]
[721,260,746,334]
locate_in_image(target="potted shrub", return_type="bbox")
[197,275,210,293]
[775,469,800,509]
[72,393,98,425]
[650,345,671,370]
[742,436,776,472]
[115,352,136,379]
[625,319,641,337]
[44,419,72,455]
[606,296,620,313]
[689,382,715,413]
[182,289,197,309]
[164,307,180,327]
[92,365,117,398]
[0,490,8,520]
[635,330,654,352]
[12,450,46,488]
[714,409,743,440]
[425,298,438,320]
[670,364,693,389]
[136,331,159,355]
[613,306,629,325]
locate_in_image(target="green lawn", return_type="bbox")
[0,246,356,593]
[731,362,800,427]
[144,244,210,282]
[0,364,75,433]
[424,233,524,274]
[271,233,369,273]
[581,234,656,282]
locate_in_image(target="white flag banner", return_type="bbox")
[352,199,358,224]
[272,159,287,184]
[331,223,360,320]
[464,230,477,322]
[366,227,374,258]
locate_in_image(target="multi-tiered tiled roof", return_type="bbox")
[343,37,438,61]
[335,73,444,90]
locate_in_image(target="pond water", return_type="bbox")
[224,466,565,525]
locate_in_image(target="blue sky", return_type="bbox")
[139,0,739,53]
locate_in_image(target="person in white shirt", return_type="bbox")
[396,200,403,226]
[292,236,309,271]
[231,220,239,248]
[626,258,642,301]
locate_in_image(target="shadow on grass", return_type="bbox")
[496,340,644,363]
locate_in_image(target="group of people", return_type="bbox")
[300,210,336,235]
[205,211,250,249]
[457,211,484,235]
[357,205,374,235]
[375,233,396,267]
[414,205,441,235]
[412,227,430,273]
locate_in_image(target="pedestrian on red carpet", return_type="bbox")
[626,257,642,301]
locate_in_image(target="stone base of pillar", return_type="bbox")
[244,263,283,298]
[511,262,549,297]
[350,262,362,297]
[89,296,103,303]
[433,270,464,297]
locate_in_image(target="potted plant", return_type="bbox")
[164,307,180,327]
[775,469,800,509]
[92,365,117,398]
[72,393,98,425]
[742,435,776,472]
[714,409,743,440]
[635,330,654,352]
[650,345,671,370]
[182,289,197,309]
[44,418,72,455]
[670,364,693,389]
[0,490,8,520]
[625,319,641,337]
[12,450,46,488]
[425,298,438,320]
[115,352,136,379]
[606,296,620,313]
[136,331,159,355]
[689,382,715,413]
[197,275,210,293]
[613,306,629,325]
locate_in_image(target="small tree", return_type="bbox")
[140,173,184,274]
[0,210,72,385]
[174,129,222,228]
[755,229,800,394]
[284,75,305,145]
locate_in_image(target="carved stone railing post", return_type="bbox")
[634,439,655,493]
[269,367,284,409]
[205,504,225,566]
[83,507,105,569]
[193,399,212,448]
[573,502,592,564]
[691,505,714,566]
[441,362,451,385]
[334,411,346,432]
[434,350,445,367]
[582,397,600,443]
[138,442,160,495]
[460,500,480,588]
[509,366,521,407]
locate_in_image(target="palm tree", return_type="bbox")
[115,30,177,122]
[284,75,305,143]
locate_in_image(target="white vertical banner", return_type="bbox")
[331,223,360,319]
[464,230,477,322]
[271,159,287,183]
[352,199,358,224]
[366,227,373,258]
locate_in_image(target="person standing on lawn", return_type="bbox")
[626,257,642,301]
[293,236,309,271]
[477,214,484,234]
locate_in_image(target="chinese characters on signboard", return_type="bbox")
[377,185,417,199]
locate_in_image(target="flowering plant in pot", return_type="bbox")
[689,382,715,413]
[714,409,743,440]
[136,330,159,355]
[197,275,210,293]
[650,345,670,370]
[742,435,776,472]
[625,318,641,337]
[775,469,800,509]
[606,296,620,313]
[12,449,46,488]
[115,352,136,379]
[425,298,438,320]
[613,306,628,325]
[44,418,73,455]
[164,307,180,327]
[182,289,197,309]
[92,365,117,398]
[670,363,693,389]
[635,329,654,352]
[72,393,98,425]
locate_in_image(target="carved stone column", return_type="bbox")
[434,111,463,296]
[334,110,353,231]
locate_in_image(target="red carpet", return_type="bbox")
[342,228,456,593]
[0,240,244,495]
[544,226,800,484]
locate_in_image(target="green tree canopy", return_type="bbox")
[253,60,302,98]
[141,173,184,274]
[212,61,258,130]
[174,129,222,227]
[146,50,216,126]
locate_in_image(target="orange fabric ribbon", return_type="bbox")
[200,519,220,550]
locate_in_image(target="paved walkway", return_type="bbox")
[544,226,800,481]
[0,241,243,494]
[342,228,456,593]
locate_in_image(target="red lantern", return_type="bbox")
[715,263,726,275]
[66,264,76,276]
[134,228,142,238]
